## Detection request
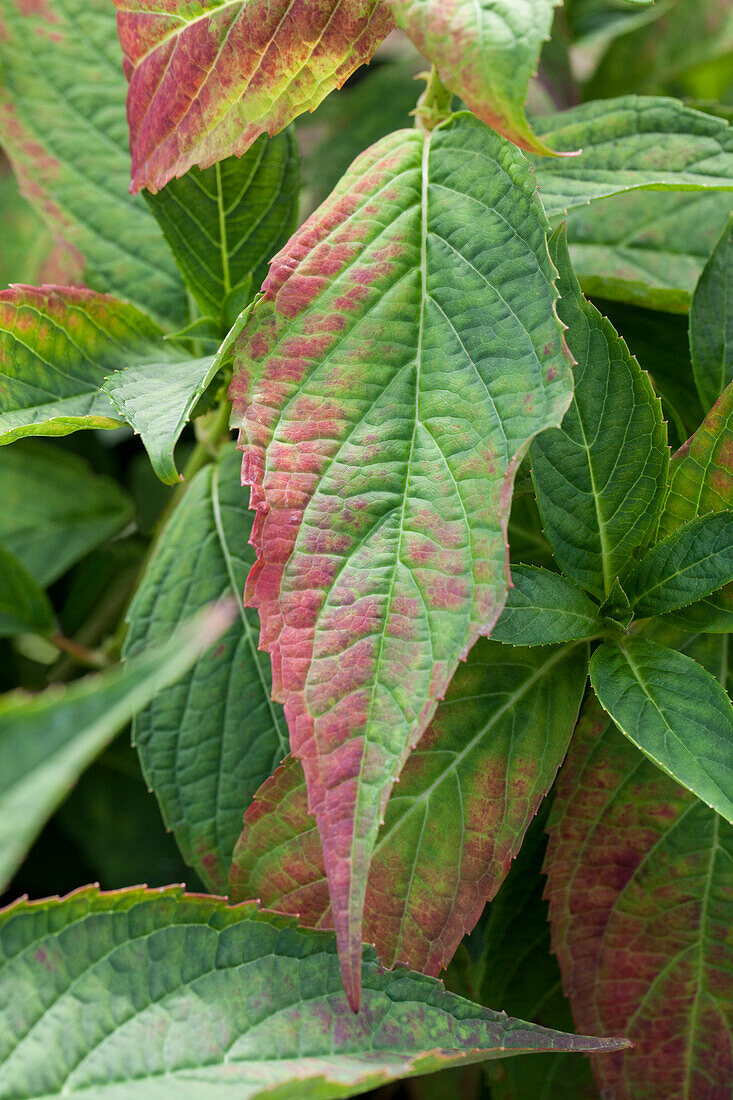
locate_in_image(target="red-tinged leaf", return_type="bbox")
[230,113,573,1008]
[113,0,395,194]
[544,682,733,1098]
[231,640,588,976]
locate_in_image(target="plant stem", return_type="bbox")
[48,632,110,669]
[413,65,453,132]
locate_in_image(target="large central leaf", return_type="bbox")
[229,112,572,1007]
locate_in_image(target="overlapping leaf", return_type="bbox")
[0,286,168,445]
[0,543,53,639]
[231,639,587,977]
[144,132,300,332]
[125,446,288,893]
[0,0,185,327]
[492,566,602,646]
[531,97,733,217]
[0,604,231,894]
[531,228,668,599]
[229,112,572,1006]
[690,215,733,411]
[386,0,560,154]
[114,0,395,194]
[545,683,733,1099]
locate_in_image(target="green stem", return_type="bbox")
[413,65,453,132]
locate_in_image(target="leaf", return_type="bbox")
[144,132,300,333]
[231,640,588,976]
[589,636,733,821]
[530,227,668,600]
[661,586,733,634]
[0,286,171,446]
[0,888,626,1099]
[545,687,733,1099]
[124,445,288,893]
[492,566,602,646]
[0,0,185,328]
[229,112,573,1007]
[0,603,232,895]
[0,543,54,638]
[386,0,560,155]
[113,0,395,195]
[531,97,733,218]
[690,215,733,411]
[564,190,733,314]
[621,511,733,617]
[0,442,135,586]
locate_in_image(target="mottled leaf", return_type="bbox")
[0,0,185,327]
[564,191,733,313]
[114,0,395,194]
[0,604,231,894]
[0,442,134,586]
[0,286,169,446]
[622,511,733,617]
[229,112,573,1006]
[125,445,288,893]
[531,227,668,599]
[545,685,733,1098]
[231,640,587,976]
[532,97,733,218]
[589,636,733,821]
[144,132,300,333]
[386,0,560,154]
[0,543,53,638]
[492,566,602,646]
[690,214,733,411]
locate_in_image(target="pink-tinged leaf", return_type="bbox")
[113,0,395,194]
[229,112,573,1008]
[545,675,733,1099]
[387,0,562,154]
[231,640,588,975]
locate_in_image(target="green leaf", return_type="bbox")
[229,112,574,1008]
[0,543,54,638]
[532,97,733,218]
[597,576,634,629]
[564,190,733,314]
[589,637,733,821]
[662,586,733,634]
[545,685,733,1098]
[387,0,560,154]
[144,133,300,333]
[0,604,232,894]
[690,215,733,411]
[0,286,172,446]
[492,566,602,646]
[124,445,288,893]
[0,889,626,1100]
[0,0,185,328]
[0,442,135,586]
[231,640,588,978]
[531,227,668,599]
[622,511,733,617]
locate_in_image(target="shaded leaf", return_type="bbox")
[545,686,733,1099]
[492,566,602,646]
[0,887,626,1099]
[229,112,573,1007]
[532,97,733,218]
[114,0,395,194]
[531,227,668,599]
[622,511,733,617]
[387,0,560,154]
[661,586,733,634]
[0,0,185,327]
[144,133,300,332]
[231,640,588,977]
[589,636,733,821]
[0,543,53,638]
[125,445,288,893]
[0,286,168,445]
[690,214,733,411]
[0,442,134,586]
[0,604,232,894]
